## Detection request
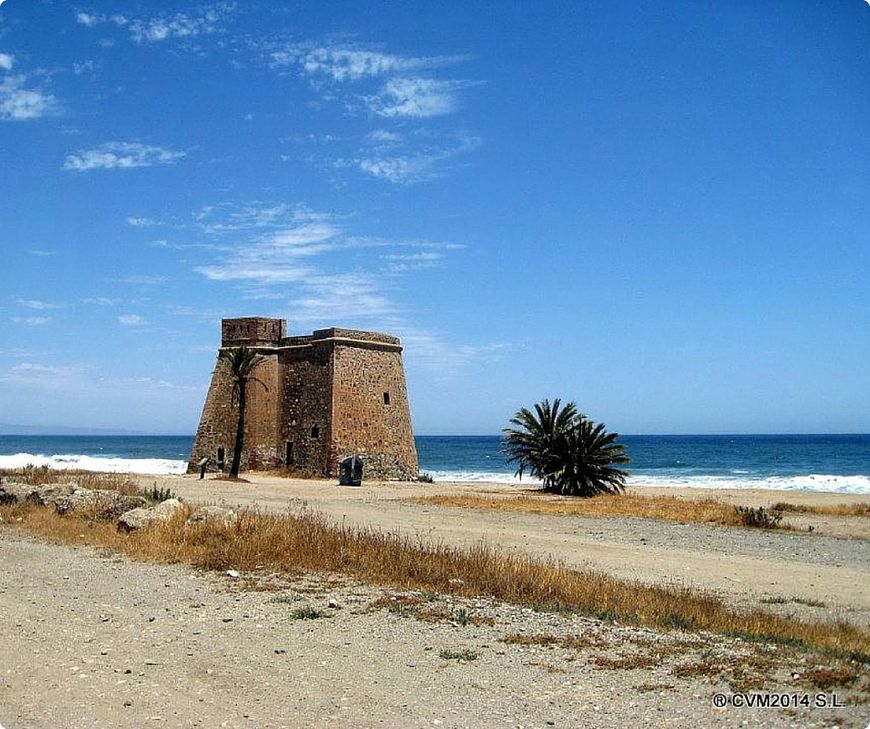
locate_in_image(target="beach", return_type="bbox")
[128,474,870,624]
[2,473,869,728]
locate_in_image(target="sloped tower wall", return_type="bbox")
[188,317,418,480]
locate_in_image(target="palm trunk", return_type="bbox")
[230,377,247,478]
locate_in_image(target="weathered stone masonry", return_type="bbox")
[188,317,419,480]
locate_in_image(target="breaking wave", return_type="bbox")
[0,452,187,475]
[427,470,870,494]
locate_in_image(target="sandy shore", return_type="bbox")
[2,530,867,729]
[2,475,868,727]
[127,474,870,626]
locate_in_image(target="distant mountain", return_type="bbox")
[0,424,146,436]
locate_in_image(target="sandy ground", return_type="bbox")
[2,476,868,728]
[134,474,870,626]
[1,531,867,729]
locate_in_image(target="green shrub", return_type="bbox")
[418,473,434,483]
[735,506,782,529]
[142,484,179,503]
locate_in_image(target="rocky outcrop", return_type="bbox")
[54,489,147,520]
[0,480,32,504]
[28,483,76,506]
[185,506,238,527]
[117,498,184,532]
[0,481,79,506]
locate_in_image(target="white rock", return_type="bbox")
[117,498,183,532]
[186,506,238,527]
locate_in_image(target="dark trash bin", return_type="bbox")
[339,455,364,486]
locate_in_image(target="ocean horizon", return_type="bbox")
[0,433,868,495]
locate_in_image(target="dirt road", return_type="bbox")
[133,475,870,626]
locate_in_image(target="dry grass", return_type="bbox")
[592,654,661,670]
[411,492,776,527]
[2,500,869,664]
[410,493,800,530]
[0,466,140,495]
[772,501,870,518]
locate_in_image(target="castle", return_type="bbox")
[188,317,419,480]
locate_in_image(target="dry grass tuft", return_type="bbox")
[593,654,661,670]
[500,633,562,647]
[800,666,861,691]
[410,493,797,530]
[2,500,869,664]
[772,501,870,518]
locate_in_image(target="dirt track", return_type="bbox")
[133,475,870,627]
[2,530,867,729]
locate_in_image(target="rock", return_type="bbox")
[186,506,238,527]
[116,507,153,532]
[154,497,183,515]
[0,481,32,504]
[226,569,240,578]
[117,498,183,532]
[28,483,75,506]
[327,598,341,609]
[55,489,146,520]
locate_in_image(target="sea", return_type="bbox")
[0,434,868,495]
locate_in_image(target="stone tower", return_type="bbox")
[188,317,419,480]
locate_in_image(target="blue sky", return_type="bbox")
[0,1,868,435]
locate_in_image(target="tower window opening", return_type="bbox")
[310,425,320,439]
[383,392,391,405]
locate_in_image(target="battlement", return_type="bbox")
[221,319,401,351]
[221,317,286,346]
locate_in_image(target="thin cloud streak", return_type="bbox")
[75,4,235,44]
[270,45,466,81]
[63,142,186,171]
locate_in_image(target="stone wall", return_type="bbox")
[330,344,418,480]
[278,341,333,477]
[187,352,281,473]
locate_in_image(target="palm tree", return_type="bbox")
[220,346,266,479]
[502,399,630,496]
[502,398,578,491]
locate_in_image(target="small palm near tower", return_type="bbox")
[502,398,630,496]
[221,346,267,480]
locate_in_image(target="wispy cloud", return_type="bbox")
[63,142,185,171]
[188,201,501,375]
[0,75,59,121]
[126,216,158,227]
[82,297,120,306]
[76,4,235,44]
[118,314,146,326]
[27,249,57,257]
[194,213,341,283]
[355,133,480,184]
[10,316,51,326]
[191,205,383,316]
[381,251,443,272]
[271,46,465,81]
[129,3,234,43]
[114,275,169,286]
[0,362,80,388]
[0,53,13,71]
[366,77,472,118]
[75,12,104,28]
[15,298,59,310]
